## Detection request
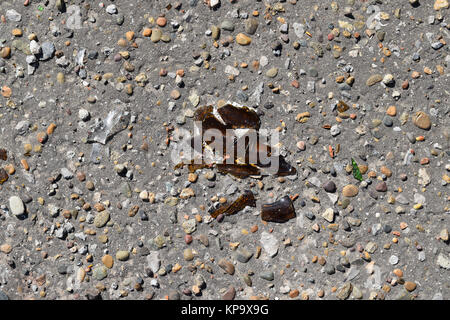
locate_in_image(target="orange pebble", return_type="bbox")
[1,86,12,98]
[156,17,167,27]
[125,31,135,41]
[386,105,397,116]
[142,28,152,37]
[47,123,56,135]
[21,159,29,171]
[393,269,403,277]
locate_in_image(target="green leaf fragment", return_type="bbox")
[351,158,363,181]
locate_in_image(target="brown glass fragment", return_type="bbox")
[0,148,6,161]
[174,160,211,172]
[216,163,261,178]
[0,168,8,184]
[201,113,228,135]
[217,104,261,130]
[210,190,256,218]
[187,163,211,172]
[337,100,349,113]
[261,196,296,223]
[275,156,297,176]
[193,105,214,122]
[178,104,296,178]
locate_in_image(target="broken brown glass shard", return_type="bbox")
[176,103,296,178]
[0,168,8,184]
[174,160,211,172]
[193,105,214,122]
[0,148,7,161]
[337,100,349,113]
[261,196,296,223]
[210,190,256,218]
[275,156,297,176]
[216,163,261,178]
[201,113,228,136]
[194,104,261,131]
[217,104,261,130]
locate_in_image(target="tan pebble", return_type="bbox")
[236,33,252,45]
[125,31,135,41]
[170,89,181,100]
[183,248,194,261]
[412,111,431,130]
[188,173,198,183]
[12,28,23,36]
[21,159,29,171]
[0,47,11,59]
[368,171,377,178]
[5,164,15,175]
[380,166,392,177]
[172,263,182,273]
[117,38,127,47]
[358,165,368,174]
[57,72,65,83]
[440,228,449,241]
[102,255,114,268]
[125,84,133,95]
[434,0,449,11]
[0,243,12,254]
[342,184,359,197]
[23,143,32,154]
[366,74,383,86]
[404,281,417,292]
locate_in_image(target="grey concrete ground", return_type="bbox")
[0,0,449,300]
